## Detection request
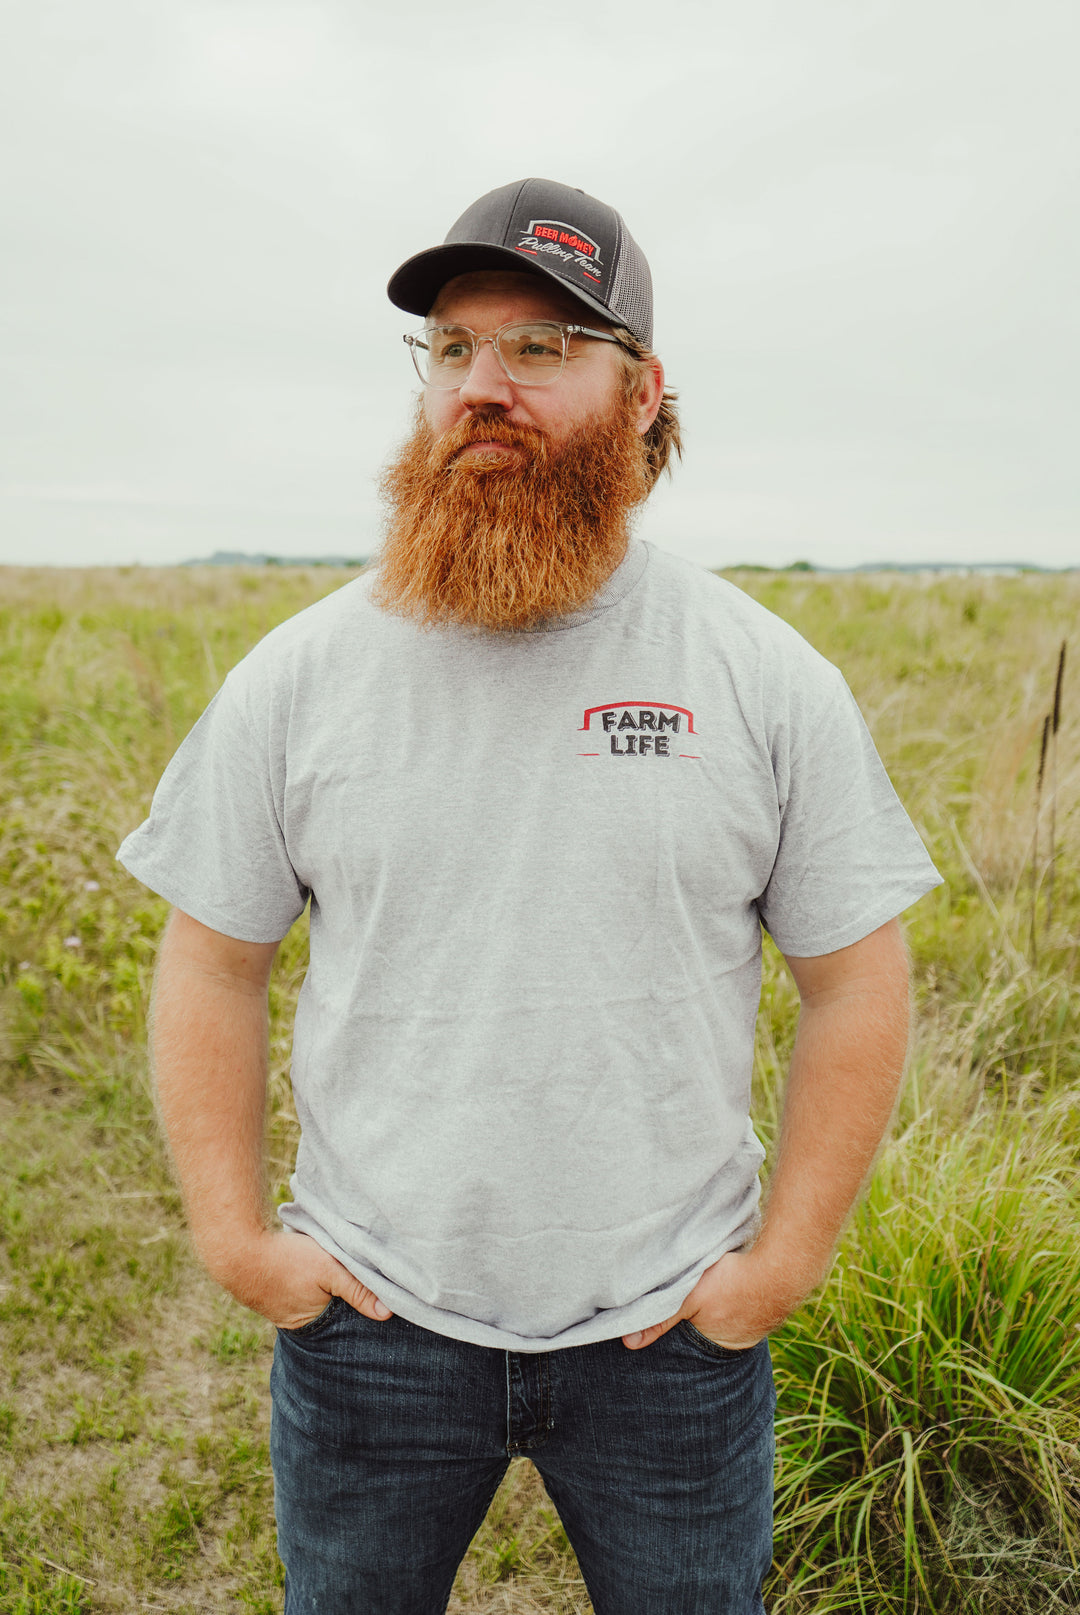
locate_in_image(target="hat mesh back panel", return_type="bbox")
[606,223,652,348]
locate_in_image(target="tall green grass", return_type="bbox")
[1,564,1077,1612]
[769,1068,1080,1610]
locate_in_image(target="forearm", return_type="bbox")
[149,912,393,1330]
[754,930,911,1297]
[623,921,913,1351]
[150,920,274,1286]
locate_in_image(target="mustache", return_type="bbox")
[428,411,550,472]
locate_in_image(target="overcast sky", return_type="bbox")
[2,0,1077,571]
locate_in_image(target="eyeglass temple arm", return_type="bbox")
[567,326,639,356]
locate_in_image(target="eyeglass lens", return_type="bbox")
[416,323,569,387]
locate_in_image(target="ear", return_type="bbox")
[633,356,665,437]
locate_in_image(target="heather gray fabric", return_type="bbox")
[117,541,941,1351]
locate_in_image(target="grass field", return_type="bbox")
[1,562,1077,1613]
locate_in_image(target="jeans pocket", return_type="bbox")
[279,1293,345,1339]
[677,1319,759,1360]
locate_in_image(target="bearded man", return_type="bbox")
[118,179,941,1614]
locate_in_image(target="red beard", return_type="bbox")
[373,394,650,632]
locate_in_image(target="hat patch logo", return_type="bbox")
[516,219,603,284]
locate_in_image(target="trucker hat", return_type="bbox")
[387,178,653,349]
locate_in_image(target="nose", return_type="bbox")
[457,337,515,411]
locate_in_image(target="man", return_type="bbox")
[118,178,941,1613]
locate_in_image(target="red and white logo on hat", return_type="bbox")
[516,219,603,284]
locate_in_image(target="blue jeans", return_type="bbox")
[270,1298,775,1614]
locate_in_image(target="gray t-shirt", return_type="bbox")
[118,540,941,1350]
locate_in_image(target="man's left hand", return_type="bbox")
[620,1247,813,1351]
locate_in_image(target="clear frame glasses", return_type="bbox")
[403,320,625,389]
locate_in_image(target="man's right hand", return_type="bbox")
[209,1227,394,1331]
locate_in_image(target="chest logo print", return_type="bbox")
[577,703,700,759]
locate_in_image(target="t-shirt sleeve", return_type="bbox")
[756,662,942,957]
[116,664,309,944]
